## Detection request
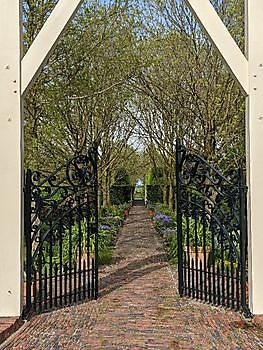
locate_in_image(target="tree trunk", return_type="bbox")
[102,186,107,208]
[168,178,174,210]
[163,170,169,206]
[204,118,216,162]
[98,182,102,209]
[102,173,108,208]
[163,184,167,205]
[106,172,111,207]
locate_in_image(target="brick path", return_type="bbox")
[0,318,22,345]
[1,204,263,349]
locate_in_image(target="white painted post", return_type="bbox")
[0,0,23,316]
[246,0,263,315]
[0,0,83,318]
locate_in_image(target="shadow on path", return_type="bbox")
[99,253,167,297]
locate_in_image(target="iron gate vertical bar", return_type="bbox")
[24,169,32,312]
[202,201,207,301]
[186,205,190,296]
[77,198,82,302]
[194,209,198,299]
[93,145,99,299]
[86,202,91,299]
[176,139,184,296]
[49,222,53,309]
[239,168,252,317]
[59,222,63,306]
[69,212,73,304]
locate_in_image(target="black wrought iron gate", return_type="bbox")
[176,140,251,317]
[24,146,98,314]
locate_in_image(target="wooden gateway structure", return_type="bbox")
[0,0,263,317]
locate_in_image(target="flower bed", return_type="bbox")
[98,202,131,264]
[148,203,178,265]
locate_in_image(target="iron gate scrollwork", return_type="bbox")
[176,140,251,317]
[24,145,98,314]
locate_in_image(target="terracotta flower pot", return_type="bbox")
[184,246,211,268]
[76,251,95,270]
[148,209,155,218]
[23,280,35,303]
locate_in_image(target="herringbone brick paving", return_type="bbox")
[1,204,263,349]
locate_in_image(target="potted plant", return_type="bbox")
[124,207,129,218]
[183,216,212,268]
[147,204,155,218]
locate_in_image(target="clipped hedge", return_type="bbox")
[146,185,163,204]
[110,185,135,205]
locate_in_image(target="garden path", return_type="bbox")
[1,203,263,349]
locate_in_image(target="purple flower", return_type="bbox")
[153,213,173,226]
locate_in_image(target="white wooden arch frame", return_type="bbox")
[0,0,262,316]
